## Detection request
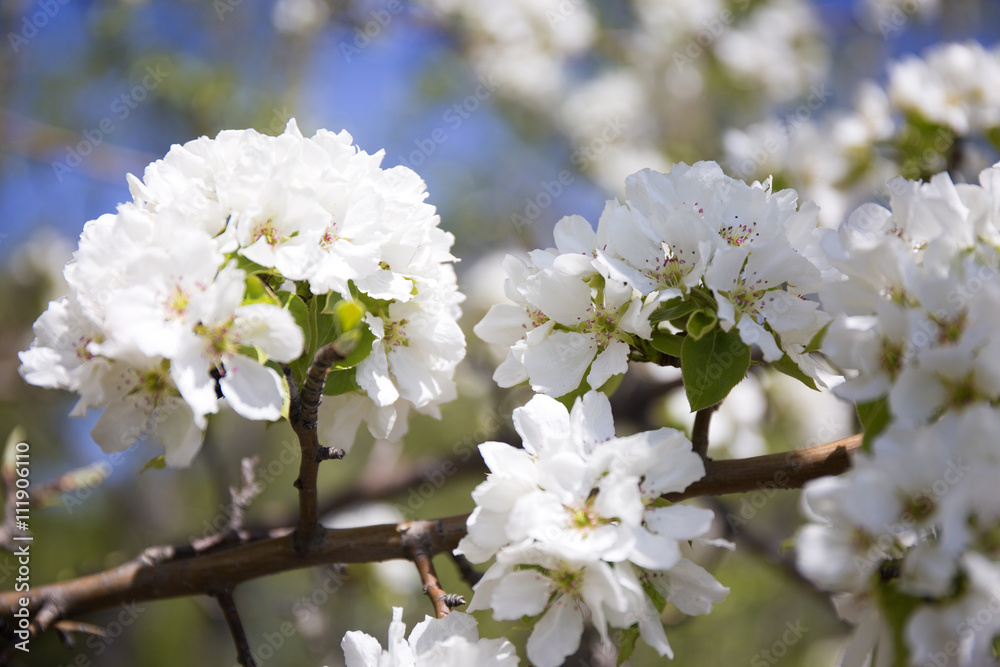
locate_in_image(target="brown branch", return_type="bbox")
[0,435,862,628]
[288,344,347,553]
[214,589,257,667]
[0,517,468,621]
[450,552,483,588]
[691,404,719,460]
[665,433,862,502]
[402,521,464,618]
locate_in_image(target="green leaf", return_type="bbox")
[332,324,376,370]
[618,625,640,666]
[875,582,921,667]
[324,296,366,333]
[650,297,698,326]
[650,329,684,357]
[857,397,891,451]
[243,275,280,306]
[681,326,751,411]
[641,576,667,613]
[139,455,166,473]
[804,322,829,353]
[280,292,311,384]
[323,368,361,396]
[772,354,818,390]
[686,309,718,340]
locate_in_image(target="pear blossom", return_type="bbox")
[20,119,464,465]
[477,161,830,396]
[459,392,728,665]
[341,607,518,667]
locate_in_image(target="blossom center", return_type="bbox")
[252,220,281,247]
[384,318,409,348]
[720,217,759,247]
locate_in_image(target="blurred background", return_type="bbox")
[1,0,999,665]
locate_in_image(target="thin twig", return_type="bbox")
[214,589,257,667]
[691,404,720,460]
[402,521,464,618]
[193,457,264,553]
[450,552,483,588]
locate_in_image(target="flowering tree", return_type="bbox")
[3,3,1000,667]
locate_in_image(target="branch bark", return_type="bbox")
[0,435,862,626]
[287,343,347,553]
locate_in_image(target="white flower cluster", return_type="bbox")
[889,41,1000,135]
[725,40,1000,230]
[798,164,1000,665]
[476,161,829,397]
[457,391,729,667]
[19,120,464,466]
[341,607,518,667]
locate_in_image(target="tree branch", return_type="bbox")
[288,343,347,552]
[214,589,257,667]
[0,435,862,627]
[402,521,465,618]
[691,404,719,460]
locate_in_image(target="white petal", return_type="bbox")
[341,631,383,667]
[526,598,584,667]
[490,570,552,620]
[234,304,304,362]
[586,340,629,389]
[220,354,285,421]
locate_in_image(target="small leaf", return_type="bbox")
[681,326,751,411]
[650,297,698,325]
[650,330,684,357]
[323,368,361,396]
[875,581,921,667]
[641,576,668,613]
[243,275,280,306]
[857,397,891,451]
[281,292,311,383]
[332,324,376,370]
[804,323,829,353]
[325,296,366,334]
[686,309,718,340]
[618,625,640,666]
[772,354,818,390]
[139,455,166,473]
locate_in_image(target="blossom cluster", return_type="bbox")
[476,161,829,398]
[726,41,1000,228]
[19,120,464,466]
[797,163,1000,665]
[457,391,729,667]
[340,607,518,667]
